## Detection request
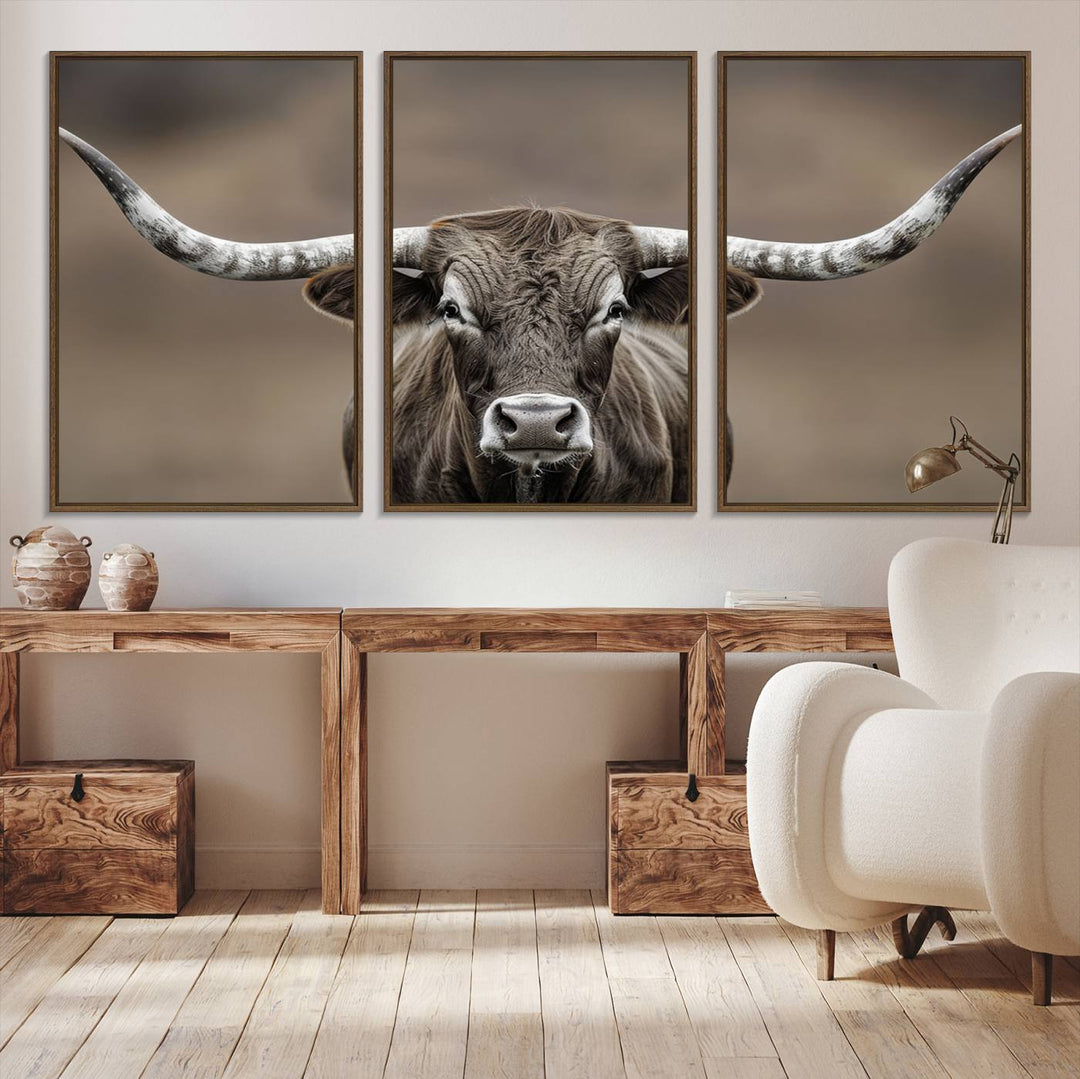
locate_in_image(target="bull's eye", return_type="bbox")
[606,300,628,322]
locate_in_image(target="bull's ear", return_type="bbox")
[725,266,763,319]
[303,266,356,324]
[626,264,689,325]
[392,269,440,326]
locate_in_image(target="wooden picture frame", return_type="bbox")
[718,52,1030,512]
[384,52,697,512]
[50,51,362,512]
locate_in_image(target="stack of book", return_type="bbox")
[724,590,824,610]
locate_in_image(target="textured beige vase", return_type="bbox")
[9,525,93,610]
[98,543,159,612]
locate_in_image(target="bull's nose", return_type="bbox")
[479,393,593,460]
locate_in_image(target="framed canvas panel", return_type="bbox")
[385,52,696,511]
[51,52,362,511]
[719,52,1029,511]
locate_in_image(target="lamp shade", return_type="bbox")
[905,446,962,493]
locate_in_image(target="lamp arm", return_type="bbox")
[956,434,1020,480]
[991,471,1016,543]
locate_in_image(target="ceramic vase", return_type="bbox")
[9,525,93,610]
[98,543,159,611]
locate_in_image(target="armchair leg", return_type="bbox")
[891,906,957,960]
[1032,952,1053,1006]
[817,929,836,980]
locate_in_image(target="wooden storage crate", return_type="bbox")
[607,760,770,915]
[0,760,194,914]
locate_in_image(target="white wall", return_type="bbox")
[2,0,1077,889]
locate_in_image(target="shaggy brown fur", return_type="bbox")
[389,207,690,505]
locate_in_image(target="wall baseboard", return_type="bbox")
[194,844,606,891]
[368,843,606,890]
[195,846,322,890]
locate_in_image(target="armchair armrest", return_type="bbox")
[747,662,940,930]
[982,671,1080,957]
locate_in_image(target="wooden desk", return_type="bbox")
[0,608,344,913]
[341,607,893,915]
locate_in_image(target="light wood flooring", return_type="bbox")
[1,889,1076,1078]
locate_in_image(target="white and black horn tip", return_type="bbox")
[727,124,1023,281]
[58,127,354,280]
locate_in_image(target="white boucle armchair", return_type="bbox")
[746,537,1080,1004]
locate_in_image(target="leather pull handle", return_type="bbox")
[71,773,85,803]
[686,773,699,802]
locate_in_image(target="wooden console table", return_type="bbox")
[0,609,344,913]
[1,606,894,917]
[341,607,893,915]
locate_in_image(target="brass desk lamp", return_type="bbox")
[905,417,1022,544]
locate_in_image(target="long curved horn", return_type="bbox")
[392,227,430,268]
[727,125,1022,281]
[630,226,688,268]
[59,127,354,280]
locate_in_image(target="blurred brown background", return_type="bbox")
[57,57,356,505]
[391,57,689,229]
[725,57,1025,505]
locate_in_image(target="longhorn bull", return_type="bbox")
[59,123,1021,500]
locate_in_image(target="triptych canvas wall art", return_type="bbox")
[49,51,1028,514]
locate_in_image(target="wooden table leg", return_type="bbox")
[685,634,709,776]
[678,653,688,769]
[685,633,726,777]
[706,632,726,774]
[320,635,342,914]
[340,639,367,915]
[0,653,19,770]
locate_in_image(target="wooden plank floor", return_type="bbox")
[0,892,1076,1078]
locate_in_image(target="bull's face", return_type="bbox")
[389,209,691,474]
[441,253,618,468]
